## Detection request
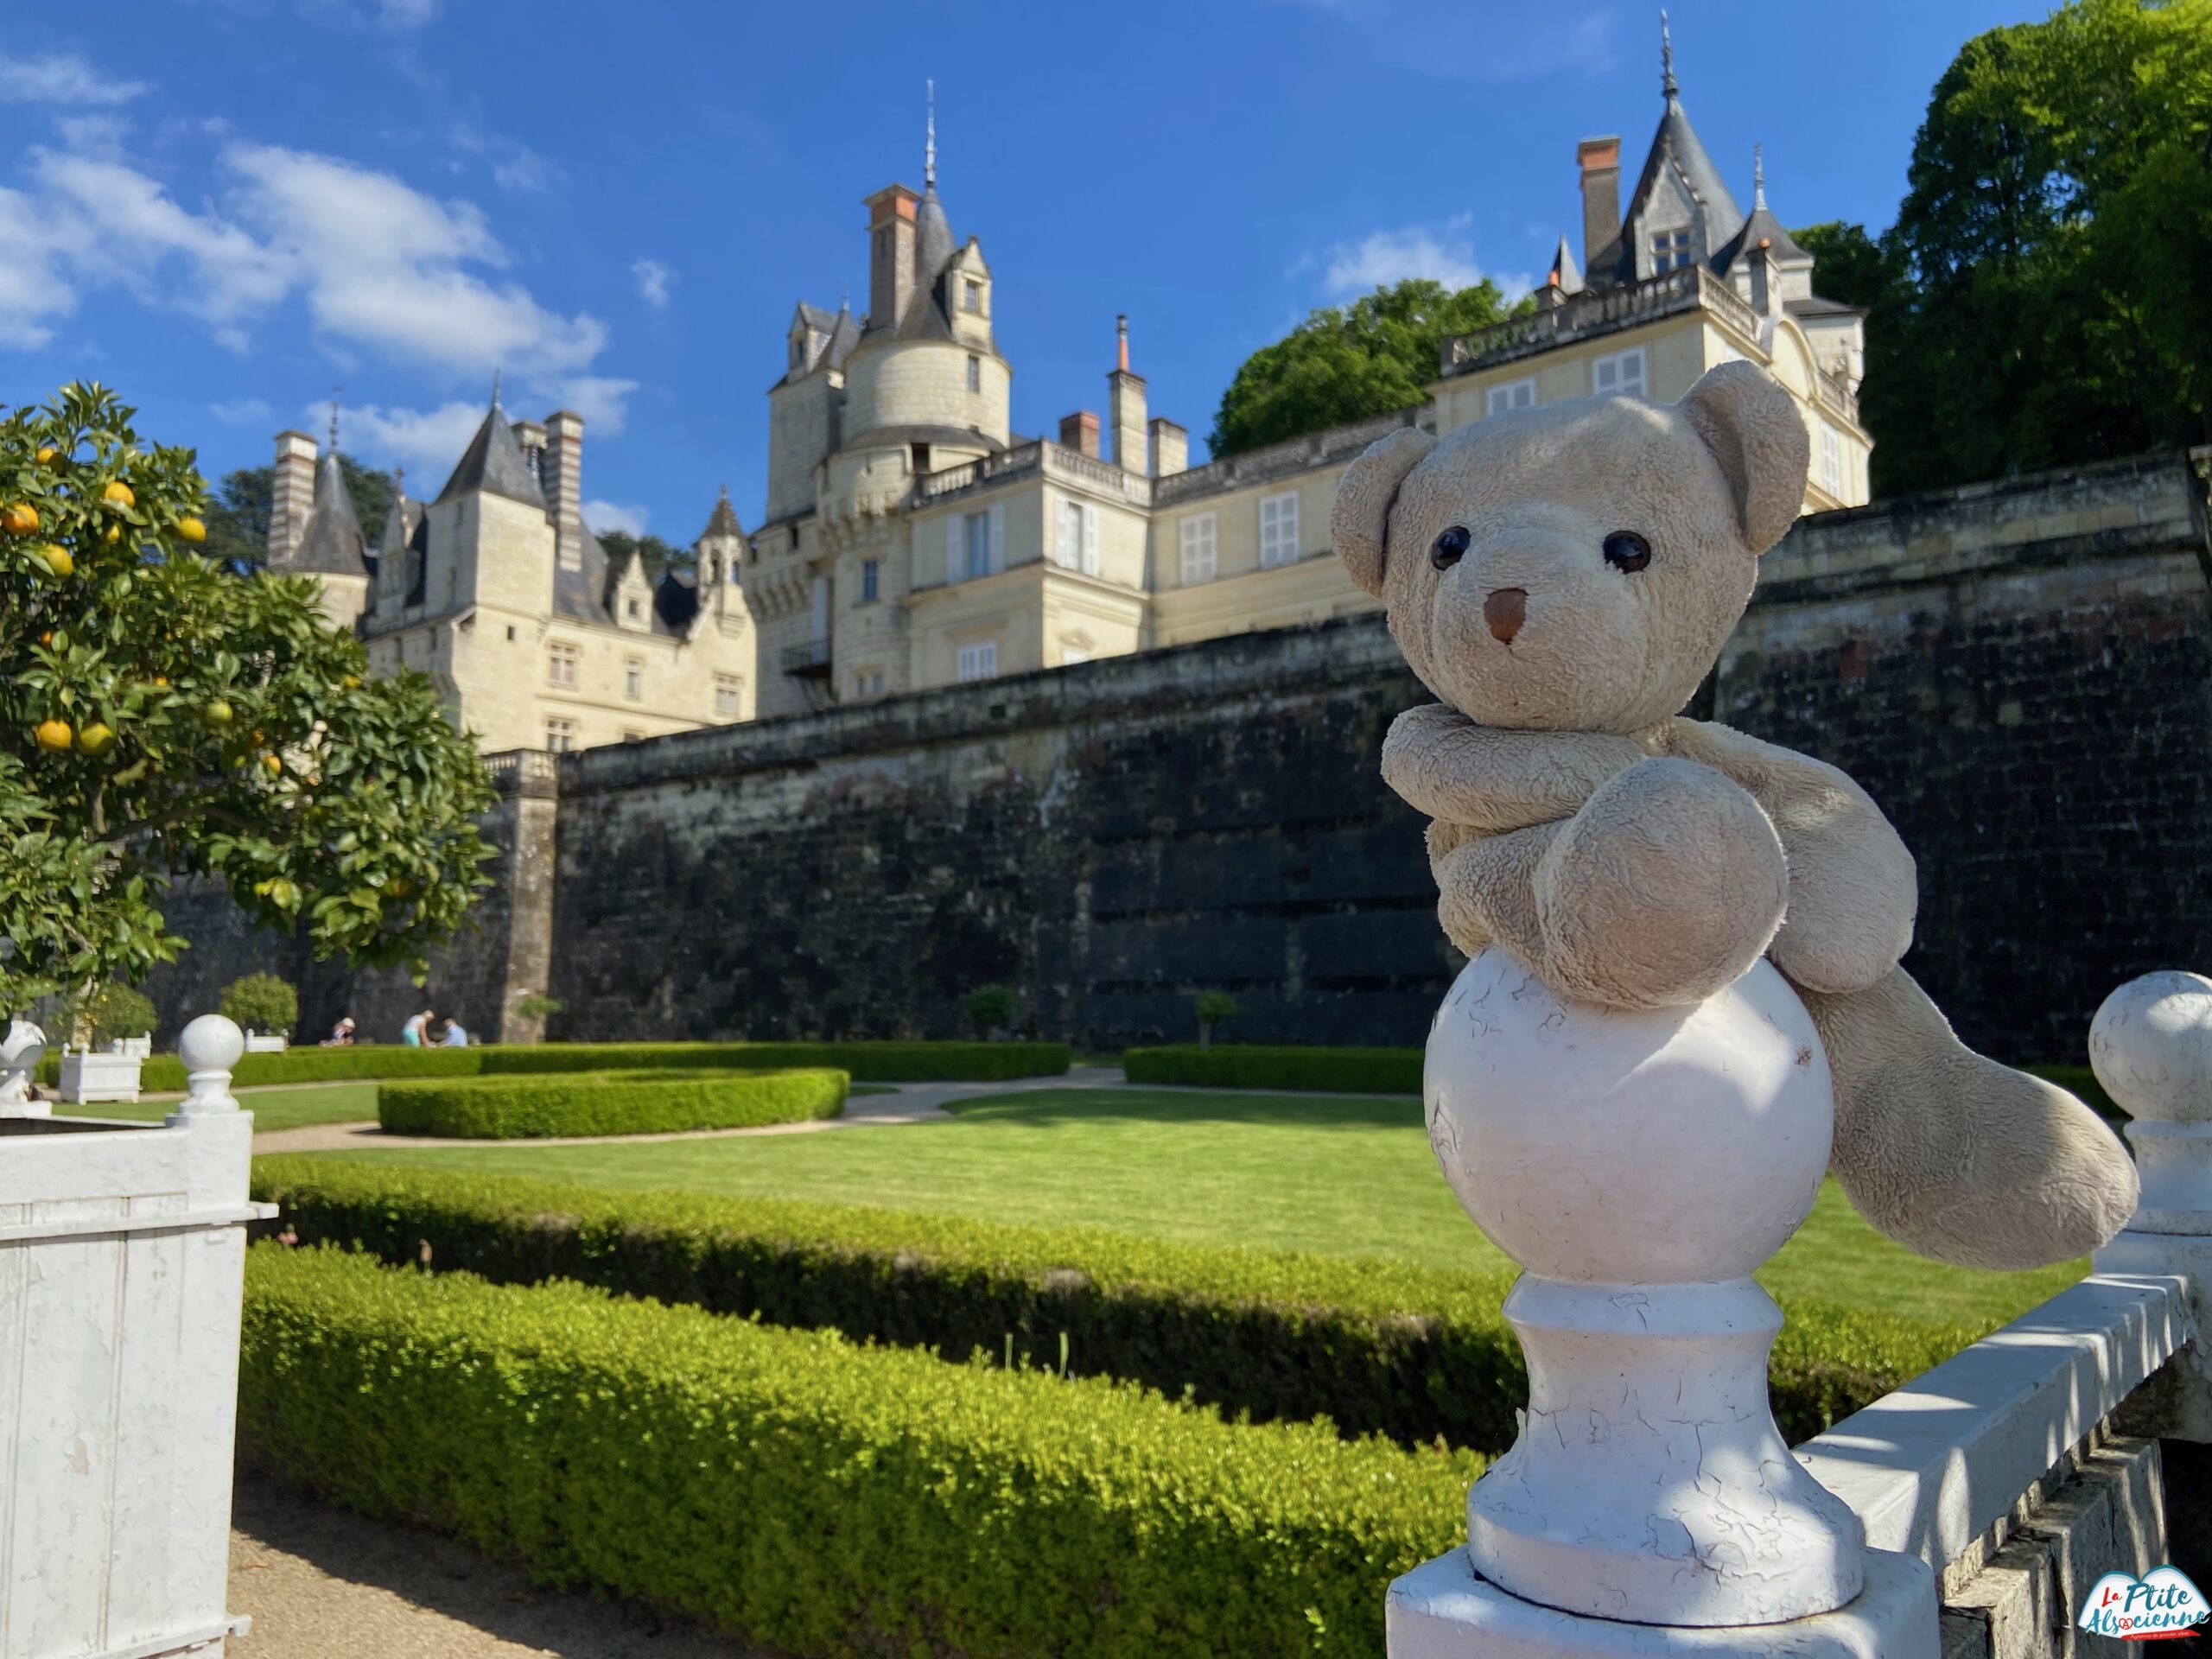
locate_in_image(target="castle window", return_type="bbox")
[965,354,981,393]
[714,673,743,716]
[1054,499,1098,575]
[626,596,643,622]
[505,625,518,641]
[861,559,880,602]
[547,641,579,687]
[963,279,982,314]
[1179,513,1217,586]
[957,641,998,683]
[1592,346,1647,400]
[544,717,575,753]
[912,442,931,474]
[1259,493,1300,569]
[1486,378,1536,417]
[963,511,994,581]
[624,657,644,701]
[1819,424,1844,496]
[1651,228,1694,272]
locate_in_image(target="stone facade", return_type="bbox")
[142,448,2212,1064]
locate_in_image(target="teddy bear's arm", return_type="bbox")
[1658,719,1916,995]
[1428,817,1560,965]
[1382,704,1649,834]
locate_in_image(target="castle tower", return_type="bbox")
[270,413,371,630]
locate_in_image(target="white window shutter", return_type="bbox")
[945,514,962,582]
[1045,493,1059,565]
[988,501,1006,575]
[1081,505,1099,575]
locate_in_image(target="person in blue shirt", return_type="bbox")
[437,1017,468,1048]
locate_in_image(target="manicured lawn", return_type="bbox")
[326,1086,2084,1330]
[67,1082,383,1131]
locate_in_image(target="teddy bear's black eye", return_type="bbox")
[1430,525,1471,571]
[1602,531,1652,573]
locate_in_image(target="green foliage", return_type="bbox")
[1192,992,1241,1049]
[0,385,496,1011]
[72,981,156,1046]
[219,971,297,1038]
[515,993,563,1022]
[377,1068,847,1138]
[1834,0,2212,493]
[252,1160,1978,1448]
[594,529,694,586]
[961,982,1018,1036]
[1126,1045,1424,1094]
[1209,277,1529,457]
[200,454,397,568]
[241,1243,1476,1659]
[39,1038,1069,1090]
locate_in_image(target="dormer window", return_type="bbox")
[1651,229,1694,273]
[963,279,982,314]
[626,596,643,622]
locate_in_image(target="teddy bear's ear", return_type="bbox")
[1677,362,1810,556]
[1332,427,1437,596]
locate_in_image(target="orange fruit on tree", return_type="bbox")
[76,722,115,758]
[261,753,282,776]
[3,503,37,536]
[102,481,134,509]
[174,515,206,543]
[32,543,72,579]
[33,446,57,467]
[35,719,72,753]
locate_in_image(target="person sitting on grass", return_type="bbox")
[321,1016,355,1047]
[438,1016,469,1048]
[401,1008,433,1047]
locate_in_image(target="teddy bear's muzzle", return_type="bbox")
[1483,587,1529,644]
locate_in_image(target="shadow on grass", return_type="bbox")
[942,1087,1425,1131]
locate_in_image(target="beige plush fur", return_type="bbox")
[1338,361,2136,1272]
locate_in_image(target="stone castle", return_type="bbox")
[263,24,1870,750]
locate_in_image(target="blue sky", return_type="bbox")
[1,0,2035,546]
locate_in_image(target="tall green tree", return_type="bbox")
[0,384,494,1013]
[597,529,694,586]
[201,454,397,567]
[1849,0,2212,495]
[1209,277,1529,458]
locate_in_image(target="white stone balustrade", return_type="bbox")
[2091,970,2212,1442]
[0,1012,273,1659]
[1387,949,1939,1658]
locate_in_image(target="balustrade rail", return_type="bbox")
[1444,265,1764,374]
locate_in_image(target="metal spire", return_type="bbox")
[490,367,503,410]
[924,79,937,192]
[394,465,405,504]
[327,385,341,453]
[1753,142,1766,210]
[1661,10,1677,99]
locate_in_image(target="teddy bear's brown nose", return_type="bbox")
[1484,588,1529,644]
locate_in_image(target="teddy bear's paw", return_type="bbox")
[1533,758,1788,1009]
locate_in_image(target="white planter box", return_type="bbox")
[55,1052,143,1106]
[0,1035,270,1659]
[240,1034,284,1055]
[109,1037,151,1060]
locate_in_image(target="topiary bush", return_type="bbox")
[219,972,297,1039]
[73,981,156,1046]
[1124,1045,1423,1094]
[239,1243,1478,1659]
[377,1068,846,1139]
[252,1160,1980,1449]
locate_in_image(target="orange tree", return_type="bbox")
[0,383,494,1014]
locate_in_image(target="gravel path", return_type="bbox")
[229,1477,763,1658]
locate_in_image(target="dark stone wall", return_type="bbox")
[146,448,2212,1065]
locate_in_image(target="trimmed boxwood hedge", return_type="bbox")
[1124,1046,1425,1094]
[38,1039,1069,1092]
[377,1068,847,1139]
[252,1160,1980,1450]
[240,1243,1478,1659]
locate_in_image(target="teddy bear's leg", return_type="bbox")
[1795,966,2139,1271]
[1532,758,1789,1010]
[1429,819,1561,965]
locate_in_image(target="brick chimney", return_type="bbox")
[864,184,920,329]
[1107,315,1147,474]
[543,410,584,571]
[1148,417,1188,478]
[269,429,316,564]
[1578,137,1622,270]
[1058,410,1101,459]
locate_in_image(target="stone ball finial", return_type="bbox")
[179,1014,245,1078]
[2090,971,2212,1124]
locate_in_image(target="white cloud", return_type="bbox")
[336,399,487,478]
[583,499,649,537]
[450,125,565,196]
[379,0,439,25]
[539,375,637,435]
[632,257,673,309]
[209,397,273,426]
[0,54,147,107]
[1319,217,1532,304]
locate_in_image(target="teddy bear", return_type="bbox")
[1331,359,2137,1273]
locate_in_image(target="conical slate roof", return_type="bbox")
[1548,235,1584,296]
[1626,95,1745,254]
[701,488,743,541]
[435,399,547,508]
[915,187,956,291]
[285,448,370,577]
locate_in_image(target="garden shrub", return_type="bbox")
[1124,1045,1425,1094]
[240,1243,1477,1659]
[252,1160,1980,1448]
[378,1068,846,1139]
[219,972,298,1039]
[74,982,157,1046]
